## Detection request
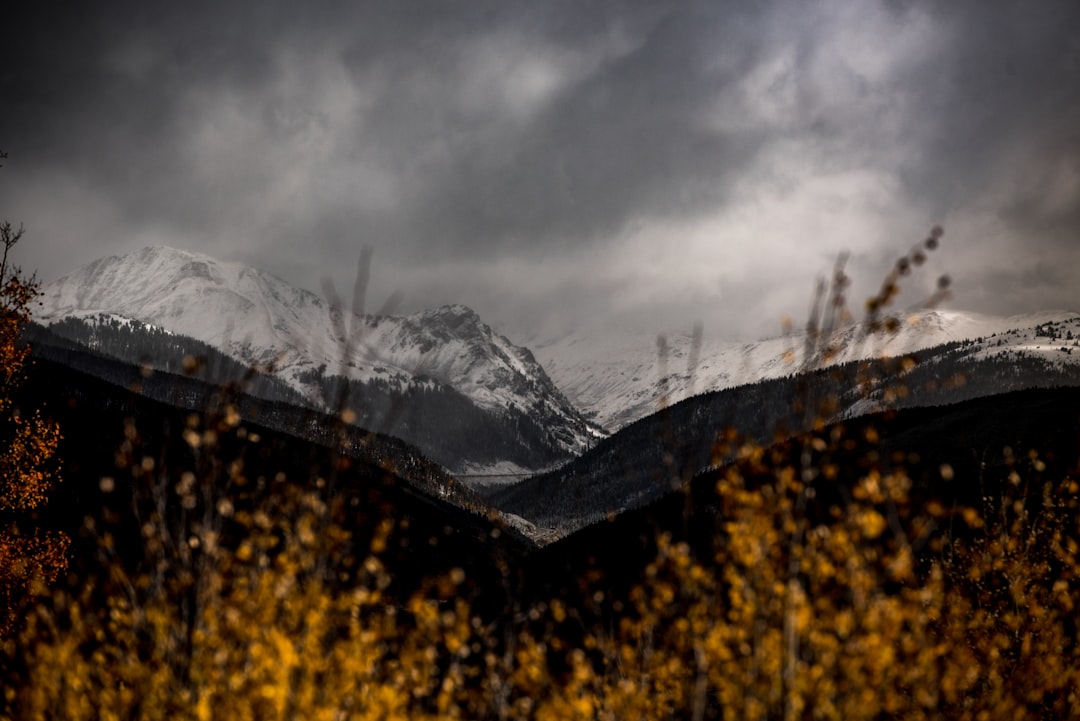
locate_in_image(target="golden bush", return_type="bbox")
[6,418,1080,719]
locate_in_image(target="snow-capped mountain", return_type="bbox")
[499,312,1080,544]
[531,309,1080,431]
[37,246,602,474]
[841,312,1080,418]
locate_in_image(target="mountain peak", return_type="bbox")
[39,247,603,471]
[111,245,224,273]
[132,244,205,260]
[423,304,481,321]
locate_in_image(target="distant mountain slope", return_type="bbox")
[844,314,1080,417]
[531,309,1080,430]
[494,327,1080,543]
[37,246,602,475]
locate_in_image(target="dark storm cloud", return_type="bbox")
[894,2,1080,242]
[1,2,284,238]
[354,3,769,260]
[1,1,1077,339]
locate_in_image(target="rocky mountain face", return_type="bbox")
[37,246,602,477]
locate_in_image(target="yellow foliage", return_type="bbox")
[6,430,1080,721]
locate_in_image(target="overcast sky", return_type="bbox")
[2,1,1078,342]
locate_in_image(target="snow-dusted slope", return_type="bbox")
[38,246,601,461]
[504,312,1080,544]
[532,309,1080,431]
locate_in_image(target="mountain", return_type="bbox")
[841,312,1080,417]
[36,246,602,477]
[36,245,1080,540]
[530,309,1080,431]
[496,315,1080,542]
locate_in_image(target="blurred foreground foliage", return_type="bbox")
[5,409,1080,720]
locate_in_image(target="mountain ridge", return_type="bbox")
[496,316,1080,543]
[38,246,602,475]
[530,307,1080,430]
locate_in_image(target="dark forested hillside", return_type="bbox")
[29,317,308,405]
[491,369,821,531]
[299,370,578,471]
[17,352,525,565]
[515,385,1080,612]
[493,342,1080,537]
[30,317,583,474]
[849,336,1080,414]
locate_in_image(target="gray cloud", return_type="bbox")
[2,0,1077,342]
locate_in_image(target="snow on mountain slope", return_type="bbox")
[38,246,601,460]
[531,309,1080,431]
[911,313,1080,373]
